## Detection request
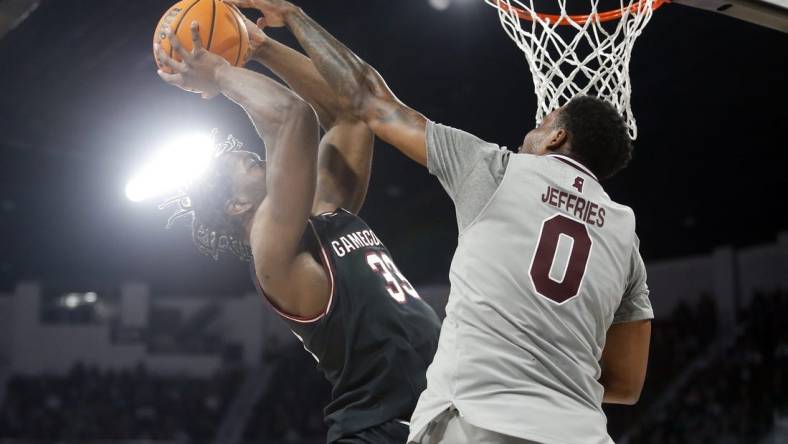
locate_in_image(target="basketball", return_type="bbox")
[153,0,249,73]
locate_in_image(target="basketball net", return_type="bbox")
[485,0,659,139]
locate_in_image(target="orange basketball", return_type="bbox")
[153,0,249,73]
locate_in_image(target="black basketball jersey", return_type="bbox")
[252,208,441,442]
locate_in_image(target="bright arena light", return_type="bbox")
[63,293,80,309]
[125,133,215,202]
[429,0,452,10]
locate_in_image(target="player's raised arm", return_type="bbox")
[157,23,328,316]
[227,0,429,167]
[242,16,342,130]
[242,18,374,214]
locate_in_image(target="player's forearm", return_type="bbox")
[252,37,344,129]
[279,6,429,166]
[216,64,307,145]
[281,6,377,121]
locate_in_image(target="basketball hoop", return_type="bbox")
[485,0,666,139]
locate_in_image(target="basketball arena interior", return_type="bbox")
[0,0,786,443]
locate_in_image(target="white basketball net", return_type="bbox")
[485,0,657,139]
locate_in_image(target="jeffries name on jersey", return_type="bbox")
[541,184,606,227]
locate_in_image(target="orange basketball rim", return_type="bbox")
[489,0,669,25]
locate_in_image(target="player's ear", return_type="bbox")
[226,198,253,217]
[544,127,568,152]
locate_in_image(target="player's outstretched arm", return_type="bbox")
[227,0,430,167]
[599,319,651,405]
[242,16,342,130]
[157,23,329,318]
[241,18,374,214]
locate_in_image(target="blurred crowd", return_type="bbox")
[606,292,719,437]
[242,344,329,444]
[625,289,788,444]
[1,290,786,443]
[0,364,241,442]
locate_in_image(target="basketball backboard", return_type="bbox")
[672,0,788,33]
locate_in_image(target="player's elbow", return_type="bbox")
[247,95,316,130]
[280,98,319,130]
[616,387,643,405]
[289,98,318,119]
[340,65,394,124]
[602,379,644,405]
[600,362,646,405]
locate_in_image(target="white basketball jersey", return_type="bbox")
[409,153,652,443]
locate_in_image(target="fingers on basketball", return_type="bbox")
[156,43,184,72]
[190,21,203,52]
[166,27,190,60]
[153,0,250,73]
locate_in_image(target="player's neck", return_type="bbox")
[544,146,575,160]
[545,152,597,180]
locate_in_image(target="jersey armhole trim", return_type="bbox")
[252,221,337,324]
[314,207,342,217]
[612,310,654,324]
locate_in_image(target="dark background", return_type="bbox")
[1,0,786,296]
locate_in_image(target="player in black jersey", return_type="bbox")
[155,19,441,444]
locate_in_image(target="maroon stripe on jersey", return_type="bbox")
[548,155,598,181]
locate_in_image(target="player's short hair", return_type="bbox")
[557,95,633,180]
[161,134,252,261]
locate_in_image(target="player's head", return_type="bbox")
[519,95,633,179]
[164,147,266,261]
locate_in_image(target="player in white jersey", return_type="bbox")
[407,100,653,444]
[227,1,654,443]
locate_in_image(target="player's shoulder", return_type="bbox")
[309,207,366,232]
[506,152,552,174]
[602,192,636,218]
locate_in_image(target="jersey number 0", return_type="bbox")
[529,214,593,304]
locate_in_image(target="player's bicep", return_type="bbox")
[364,96,428,166]
[313,121,375,215]
[252,199,330,319]
[256,102,320,245]
[250,102,319,280]
[255,245,330,319]
[600,319,651,405]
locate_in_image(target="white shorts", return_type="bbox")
[410,407,540,444]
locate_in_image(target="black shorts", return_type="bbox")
[333,419,409,444]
